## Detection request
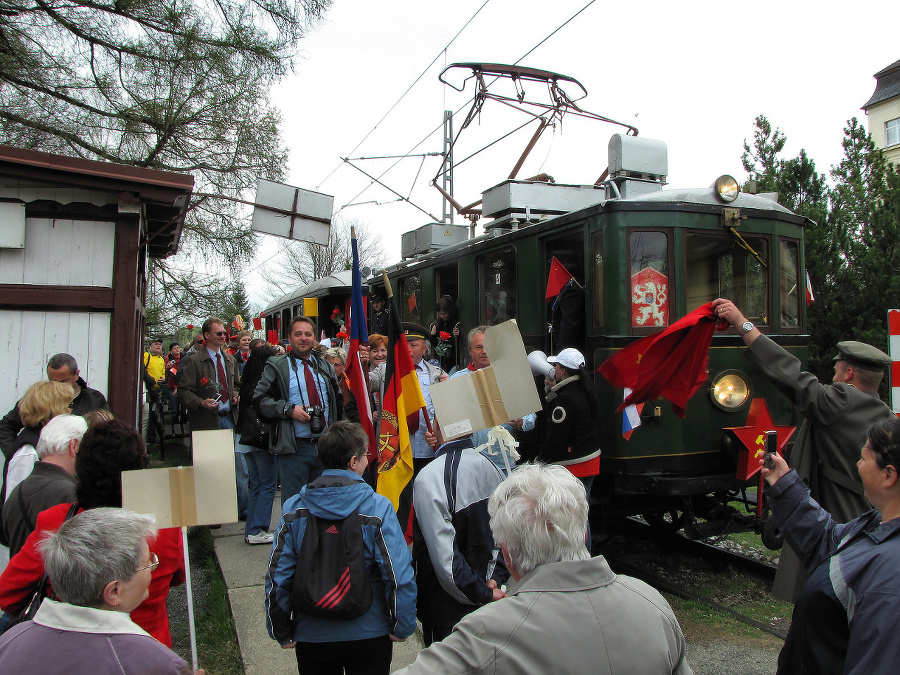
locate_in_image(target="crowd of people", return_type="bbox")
[0,293,897,674]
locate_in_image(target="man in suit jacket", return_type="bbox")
[178,316,246,516]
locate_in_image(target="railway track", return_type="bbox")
[600,518,788,640]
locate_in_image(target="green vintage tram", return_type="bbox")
[264,65,811,536]
[379,137,809,535]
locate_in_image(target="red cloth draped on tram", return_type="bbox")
[599,302,729,417]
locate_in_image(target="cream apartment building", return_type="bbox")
[863,58,900,166]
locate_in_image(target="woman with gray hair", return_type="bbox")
[395,463,691,674]
[0,508,197,673]
[488,462,591,577]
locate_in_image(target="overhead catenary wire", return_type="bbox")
[244,1,603,283]
[314,0,494,192]
[332,0,602,218]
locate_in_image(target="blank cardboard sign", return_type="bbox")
[431,320,541,441]
[122,429,238,528]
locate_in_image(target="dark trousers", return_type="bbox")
[295,635,392,675]
[421,623,454,647]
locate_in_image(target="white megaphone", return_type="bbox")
[528,350,555,380]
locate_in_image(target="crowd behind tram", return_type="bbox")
[0,291,896,674]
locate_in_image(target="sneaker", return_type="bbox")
[245,532,274,545]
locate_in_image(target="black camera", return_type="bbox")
[304,405,325,434]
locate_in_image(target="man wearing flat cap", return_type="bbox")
[369,323,448,472]
[368,290,390,336]
[713,298,895,601]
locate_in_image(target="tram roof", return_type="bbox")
[620,187,797,215]
[263,270,357,313]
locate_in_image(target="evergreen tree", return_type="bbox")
[0,0,331,319]
[741,115,787,193]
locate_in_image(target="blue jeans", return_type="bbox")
[217,415,248,516]
[278,441,322,505]
[242,448,278,537]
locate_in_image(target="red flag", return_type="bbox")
[545,256,574,301]
[599,302,728,417]
[253,317,262,330]
[347,233,376,461]
[805,270,815,306]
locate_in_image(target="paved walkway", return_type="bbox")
[211,497,423,674]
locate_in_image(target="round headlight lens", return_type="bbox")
[713,175,739,203]
[710,371,751,410]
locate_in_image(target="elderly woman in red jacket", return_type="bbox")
[0,420,184,646]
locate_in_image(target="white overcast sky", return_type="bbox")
[246,0,899,306]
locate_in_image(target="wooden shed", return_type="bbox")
[0,145,193,424]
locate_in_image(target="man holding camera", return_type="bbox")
[254,315,344,504]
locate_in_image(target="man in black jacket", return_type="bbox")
[1,414,86,555]
[253,315,344,504]
[0,353,109,454]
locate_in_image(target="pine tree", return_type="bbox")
[0,0,331,319]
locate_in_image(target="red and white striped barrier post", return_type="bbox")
[889,309,900,413]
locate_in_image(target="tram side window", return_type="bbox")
[685,233,769,325]
[400,275,421,324]
[592,232,604,327]
[779,239,800,328]
[630,231,669,328]
[478,246,517,325]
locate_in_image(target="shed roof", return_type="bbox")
[0,145,194,259]
[862,58,900,110]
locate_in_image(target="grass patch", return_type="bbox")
[149,425,243,673]
[190,527,244,675]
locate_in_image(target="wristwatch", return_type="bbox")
[739,321,754,336]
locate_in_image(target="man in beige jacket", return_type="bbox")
[396,463,692,675]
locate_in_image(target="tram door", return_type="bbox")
[435,264,460,370]
[544,239,585,357]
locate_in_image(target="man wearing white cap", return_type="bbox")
[538,348,601,496]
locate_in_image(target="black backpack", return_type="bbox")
[291,508,373,620]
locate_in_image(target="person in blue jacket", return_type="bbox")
[265,421,417,675]
[763,417,900,675]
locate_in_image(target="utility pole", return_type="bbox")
[441,110,454,224]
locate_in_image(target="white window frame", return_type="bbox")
[887,117,900,147]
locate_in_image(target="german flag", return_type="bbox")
[376,282,427,519]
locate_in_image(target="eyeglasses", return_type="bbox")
[212,331,227,337]
[135,552,159,574]
[194,340,204,345]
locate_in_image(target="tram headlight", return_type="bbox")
[713,175,740,203]
[709,370,751,410]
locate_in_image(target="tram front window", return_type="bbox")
[779,239,800,328]
[686,233,769,326]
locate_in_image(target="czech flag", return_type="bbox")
[622,388,643,440]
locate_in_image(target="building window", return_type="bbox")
[887,118,900,147]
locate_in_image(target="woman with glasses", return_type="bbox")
[0,508,194,674]
[0,420,185,646]
[764,417,900,674]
